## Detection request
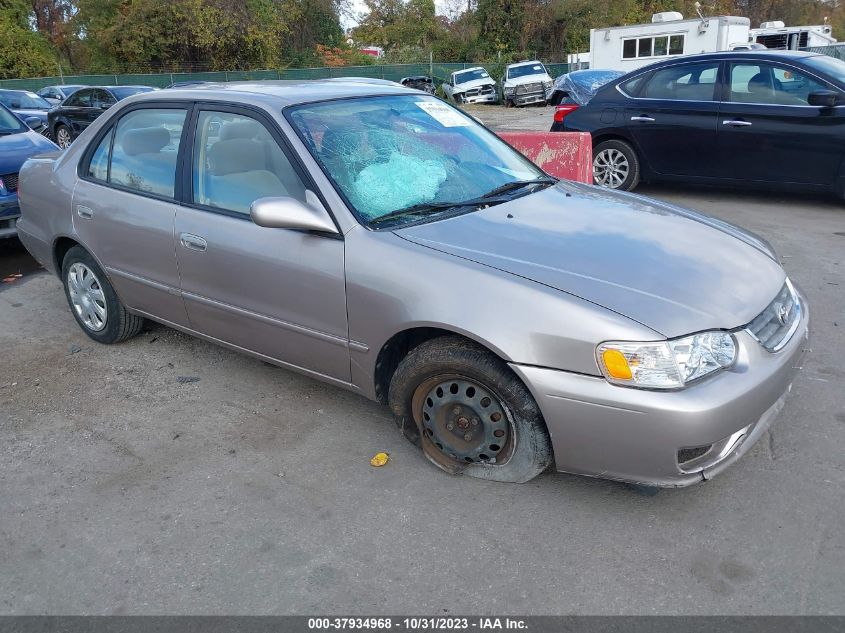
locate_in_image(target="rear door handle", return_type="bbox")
[76,205,93,219]
[630,116,655,122]
[180,233,207,252]
[723,119,753,127]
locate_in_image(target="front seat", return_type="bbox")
[205,138,288,214]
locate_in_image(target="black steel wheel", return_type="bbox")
[389,336,552,483]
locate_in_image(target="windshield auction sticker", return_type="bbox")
[415,101,472,127]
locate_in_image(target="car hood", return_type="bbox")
[455,78,496,91]
[0,130,58,174]
[504,74,552,87]
[394,182,784,338]
[13,108,49,120]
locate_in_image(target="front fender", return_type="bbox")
[344,227,659,399]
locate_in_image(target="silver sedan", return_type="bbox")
[16,81,809,487]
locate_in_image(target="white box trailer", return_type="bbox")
[589,12,751,72]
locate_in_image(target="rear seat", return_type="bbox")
[110,127,178,197]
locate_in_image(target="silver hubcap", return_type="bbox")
[67,263,107,331]
[57,128,71,149]
[594,148,630,189]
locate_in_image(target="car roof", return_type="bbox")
[455,67,485,73]
[636,49,821,68]
[507,60,544,68]
[127,79,418,106]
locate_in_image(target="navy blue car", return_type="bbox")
[0,103,58,239]
[553,50,845,194]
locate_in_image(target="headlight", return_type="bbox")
[504,86,515,95]
[596,331,737,389]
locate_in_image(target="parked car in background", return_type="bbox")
[442,67,497,104]
[16,80,808,488]
[555,50,845,194]
[0,89,52,133]
[547,69,625,105]
[501,61,553,107]
[37,84,85,105]
[48,85,156,149]
[163,80,212,89]
[0,103,58,238]
[400,76,436,94]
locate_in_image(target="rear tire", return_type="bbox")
[593,139,640,191]
[61,246,144,344]
[388,336,552,483]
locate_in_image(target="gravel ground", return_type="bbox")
[1,107,844,614]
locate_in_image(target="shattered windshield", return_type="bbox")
[455,69,490,84]
[286,95,545,225]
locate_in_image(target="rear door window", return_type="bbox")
[108,108,187,198]
[641,62,719,101]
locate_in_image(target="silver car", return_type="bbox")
[16,81,809,487]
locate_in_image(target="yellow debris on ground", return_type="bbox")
[370,452,390,467]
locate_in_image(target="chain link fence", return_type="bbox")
[0,62,571,92]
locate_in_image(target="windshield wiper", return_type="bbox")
[369,178,557,227]
[369,201,470,226]
[479,177,557,199]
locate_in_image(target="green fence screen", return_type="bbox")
[0,62,571,92]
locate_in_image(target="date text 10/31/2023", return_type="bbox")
[307,618,528,630]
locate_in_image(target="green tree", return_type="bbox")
[0,0,60,78]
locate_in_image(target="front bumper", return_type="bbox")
[509,92,547,106]
[511,292,810,487]
[0,192,20,239]
[460,91,497,104]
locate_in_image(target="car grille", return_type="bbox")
[465,85,495,97]
[746,281,801,352]
[515,82,543,95]
[0,173,19,192]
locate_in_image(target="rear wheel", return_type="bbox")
[61,246,144,344]
[593,139,640,191]
[388,336,552,483]
[55,124,72,150]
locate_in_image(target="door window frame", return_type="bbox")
[78,100,193,204]
[78,98,341,234]
[181,102,328,224]
[621,59,725,104]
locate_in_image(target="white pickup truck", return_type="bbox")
[501,61,553,107]
[442,67,498,104]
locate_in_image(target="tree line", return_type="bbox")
[1,0,843,79]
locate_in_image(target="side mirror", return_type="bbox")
[808,90,838,107]
[250,191,338,234]
[100,102,113,110]
[24,116,42,129]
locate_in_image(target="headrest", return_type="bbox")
[220,120,263,141]
[120,127,170,156]
[207,138,266,176]
[747,73,770,93]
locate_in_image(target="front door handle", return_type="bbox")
[180,233,207,252]
[76,205,93,219]
[630,115,655,122]
[723,119,753,127]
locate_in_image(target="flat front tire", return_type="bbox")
[61,246,144,344]
[593,139,640,191]
[388,336,553,483]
